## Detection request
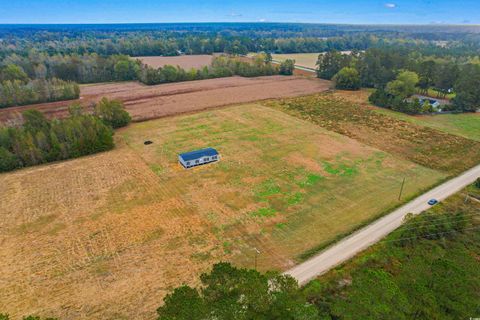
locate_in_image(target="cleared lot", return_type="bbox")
[0,76,331,123]
[135,55,214,69]
[271,52,355,69]
[0,104,444,319]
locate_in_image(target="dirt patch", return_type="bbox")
[135,55,214,69]
[0,76,331,124]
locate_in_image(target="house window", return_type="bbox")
[205,157,209,161]
[213,156,217,159]
[186,161,190,165]
[195,159,199,164]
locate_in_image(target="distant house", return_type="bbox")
[418,98,441,109]
[413,95,444,110]
[178,148,220,168]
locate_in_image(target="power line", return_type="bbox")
[379,225,480,244]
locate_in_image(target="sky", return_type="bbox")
[0,0,479,25]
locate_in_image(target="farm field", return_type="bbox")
[0,104,446,319]
[336,89,480,141]
[271,52,354,69]
[135,55,214,69]
[0,76,331,124]
[266,92,480,174]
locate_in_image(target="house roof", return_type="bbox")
[419,98,439,105]
[179,148,219,161]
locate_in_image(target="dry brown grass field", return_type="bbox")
[0,76,331,124]
[135,55,214,69]
[0,103,445,319]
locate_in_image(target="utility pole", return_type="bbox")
[398,177,406,201]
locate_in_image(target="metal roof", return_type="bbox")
[179,148,219,161]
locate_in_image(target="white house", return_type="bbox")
[178,148,220,169]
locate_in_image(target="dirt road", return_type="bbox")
[285,164,480,285]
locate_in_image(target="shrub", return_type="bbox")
[94,97,131,128]
[333,67,361,90]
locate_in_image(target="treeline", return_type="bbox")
[0,54,140,84]
[2,23,480,59]
[138,55,294,85]
[0,98,130,172]
[0,78,79,108]
[318,48,480,113]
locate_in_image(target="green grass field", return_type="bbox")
[120,104,445,270]
[374,109,480,142]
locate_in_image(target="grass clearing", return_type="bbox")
[1,104,446,319]
[336,89,480,141]
[271,53,321,69]
[265,92,480,174]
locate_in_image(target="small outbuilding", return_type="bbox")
[178,148,220,169]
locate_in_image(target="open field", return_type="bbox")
[135,55,214,69]
[271,52,354,69]
[0,76,331,124]
[336,89,480,141]
[0,104,445,319]
[265,92,480,175]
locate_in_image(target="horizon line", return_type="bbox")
[0,21,480,27]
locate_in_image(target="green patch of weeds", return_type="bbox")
[223,241,232,254]
[287,192,304,206]
[243,135,260,142]
[251,207,277,218]
[323,162,341,175]
[297,173,323,188]
[276,223,287,230]
[339,164,358,177]
[255,179,281,198]
[323,161,359,177]
[149,163,164,176]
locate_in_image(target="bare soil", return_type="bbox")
[135,55,214,69]
[0,76,331,124]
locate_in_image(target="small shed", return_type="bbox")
[178,148,220,168]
